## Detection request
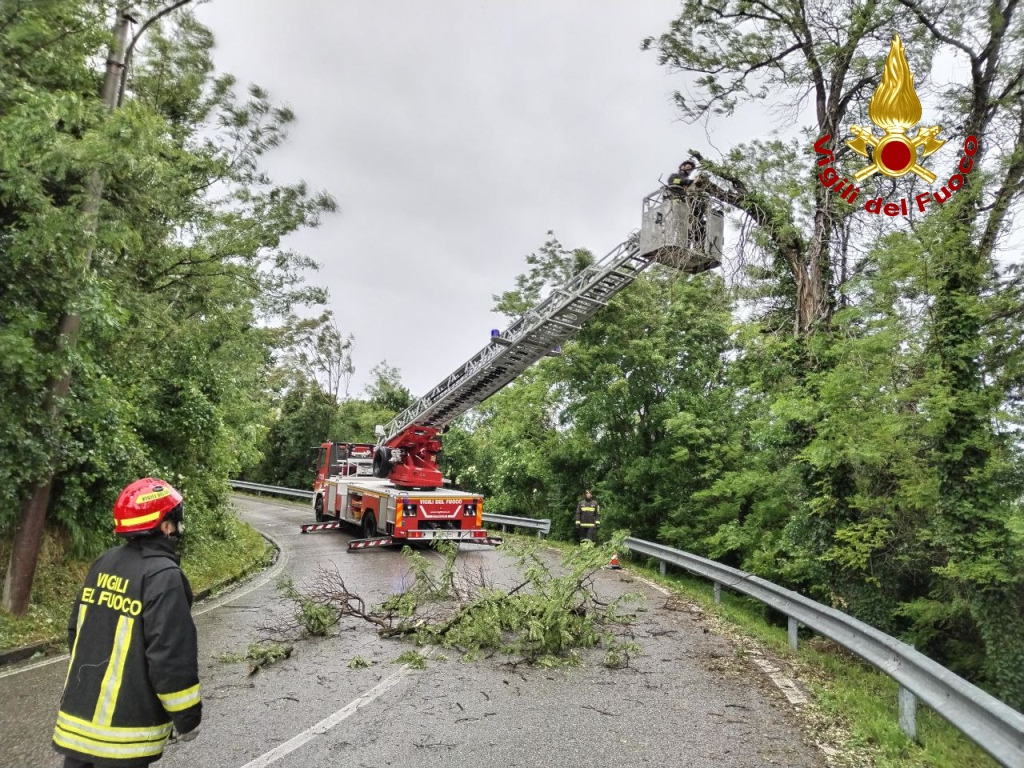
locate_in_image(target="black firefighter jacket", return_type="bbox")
[666,170,694,189]
[575,498,600,528]
[53,537,202,766]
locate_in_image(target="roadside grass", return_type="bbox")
[0,512,272,654]
[0,531,91,652]
[180,513,274,598]
[491,529,997,768]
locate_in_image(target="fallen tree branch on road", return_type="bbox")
[267,533,644,668]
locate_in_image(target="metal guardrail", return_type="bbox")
[228,481,549,538]
[229,480,314,499]
[624,537,1024,768]
[482,513,551,538]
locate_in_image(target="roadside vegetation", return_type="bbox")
[431,2,1024,715]
[0,1,342,622]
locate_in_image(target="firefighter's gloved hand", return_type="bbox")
[574,520,580,526]
[171,726,200,743]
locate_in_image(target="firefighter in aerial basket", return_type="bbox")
[575,489,601,542]
[53,478,202,768]
[664,158,697,199]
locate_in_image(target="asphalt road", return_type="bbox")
[0,495,826,768]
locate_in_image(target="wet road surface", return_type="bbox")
[0,495,826,768]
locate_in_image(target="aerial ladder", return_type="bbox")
[369,189,725,490]
[309,189,725,547]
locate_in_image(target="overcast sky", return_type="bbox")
[191,0,752,398]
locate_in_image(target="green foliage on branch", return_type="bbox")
[218,641,293,675]
[386,535,643,667]
[276,575,339,637]
[393,650,428,669]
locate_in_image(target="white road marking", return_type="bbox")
[0,652,66,679]
[237,666,412,768]
[193,530,289,618]
[748,652,809,706]
[627,569,809,707]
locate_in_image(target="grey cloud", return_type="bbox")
[194,0,733,397]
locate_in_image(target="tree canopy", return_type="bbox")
[0,1,335,612]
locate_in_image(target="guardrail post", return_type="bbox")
[537,529,543,540]
[898,685,918,742]
[713,582,721,604]
[788,617,799,652]
[659,561,666,577]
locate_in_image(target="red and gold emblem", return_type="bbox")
[847,35,944,183]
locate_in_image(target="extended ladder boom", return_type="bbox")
[385,236,644,435]
[374,189,725,488]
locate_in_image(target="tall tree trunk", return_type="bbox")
[2,8,134,616]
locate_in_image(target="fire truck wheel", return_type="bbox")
[361,512,376,539]
[372,447,391,478]
[314,496,325,523]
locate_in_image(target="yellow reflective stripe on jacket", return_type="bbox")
[579,523,596,528]
[158,682,200,712]
[56,711,172,743]
[93,615,133,725]
[53,728,166,760]
[63,604,88,690]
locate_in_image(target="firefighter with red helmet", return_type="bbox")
[53,478,202,768]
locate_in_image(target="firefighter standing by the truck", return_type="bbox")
[53,478,202,768]
[575,489,600,542]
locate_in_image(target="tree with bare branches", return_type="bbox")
[278,311,355,402]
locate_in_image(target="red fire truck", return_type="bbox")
[308,189,724,550]
[310,440,493,549]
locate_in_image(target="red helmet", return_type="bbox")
[114,478,183,536]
